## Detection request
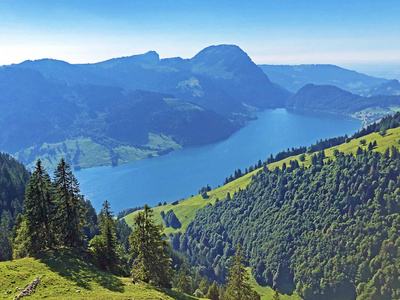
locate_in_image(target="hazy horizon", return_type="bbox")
[1,0,400,79]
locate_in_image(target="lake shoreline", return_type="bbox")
[76,108,362,213]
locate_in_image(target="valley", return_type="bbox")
[75,108,360,212]
[2,2,400,299]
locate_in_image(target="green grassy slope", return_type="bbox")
[16,133,181,171]
[123,169,258,235]
[246,268,302,300]
[0,250,201,300]
[121,125,400,300]
[268,126,400,170]
[124,126,400,234]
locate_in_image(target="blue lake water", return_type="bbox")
[75,109,361,213]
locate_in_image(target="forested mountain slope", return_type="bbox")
[122,114,400,300]
[177,142,400,300]
[124,113,400,238]
[258,64,388,95]
[0,67,235,170]
[287,84,400,123]
[0,153,30,261]
[15,45,290,121]
[368,79,400,96]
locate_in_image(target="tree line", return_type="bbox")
[0,153,30,261]
[3,157,260,299]
[224,112,400,188]
[178,146,400,299]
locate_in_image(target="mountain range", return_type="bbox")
[2,44,400,170]
[287,84,400,124]
[258,64,400,96]
[1,45,291,170]
[15,45,289,121]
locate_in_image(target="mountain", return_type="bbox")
[0,66,236,170]
[181,147,400,300]
[121,112,400,300]
[14,45,290,121]
[258,64,388,95]
[287,84,400,123]
[368,79,400,96]
[124,113,400,236]
[148,113,400,300]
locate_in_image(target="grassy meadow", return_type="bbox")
[0,250,201,300]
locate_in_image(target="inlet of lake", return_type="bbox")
[76,108,361,213]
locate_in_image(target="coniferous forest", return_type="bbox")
[178,147,400,299]
[3,1,400,299]
[0,153,30,261]
[1,155,259,299]
[4,112,400,299]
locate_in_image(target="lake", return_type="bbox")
[76,109,361,213]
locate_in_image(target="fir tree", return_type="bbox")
[89,200,119,271]
[100,201,118,266]
[273,288,280,300]
[224,244,260,300]
[177,264,192,294]
[129,204,172,287]
[53,158,86,248]
[206,280,220,300]
[24,159,56,253]
[0,211,13,260]
[12,214,30,259]
[199,275,210,295]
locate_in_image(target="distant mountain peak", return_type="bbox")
[95,51,160,68]
[192,44,251,63]
[190,44,262,80]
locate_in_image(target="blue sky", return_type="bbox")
[0,0,399,77]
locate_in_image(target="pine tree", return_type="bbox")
[24,159,56,253]
[206,280,220,300]
[12,214,30,259]
[129,204,172,287]
[99,200,118,265]
[224,244,260,300]
[0,211,13,260]
[273,288,280,300]
[53,158,86,248]
[89,200,119,271]
[177,264,192,294]
[199,275,210,295]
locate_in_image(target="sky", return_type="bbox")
[0,0,400,78]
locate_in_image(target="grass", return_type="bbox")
[15,133,181,171]
[246,268,302,300]
[123,168,259,234]
[125,126,400,236]
[267,126,400,171]
[120,126,400,300]
[352,106,400,124]
[0,249,201,300]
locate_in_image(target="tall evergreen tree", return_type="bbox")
[53,158,86,248]
[206,280,220,300]
[273,288,280,300]
[0,211,13,260]
[129,204,172,287]
[12,214,30,259]
[100,200,118,267]
[24,159,56,253]
[199,275,210,295]
[224,244,260,300]
[177,264,192,294]
[89,200,119,271]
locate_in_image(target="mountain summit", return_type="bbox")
[14,44,290,120]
